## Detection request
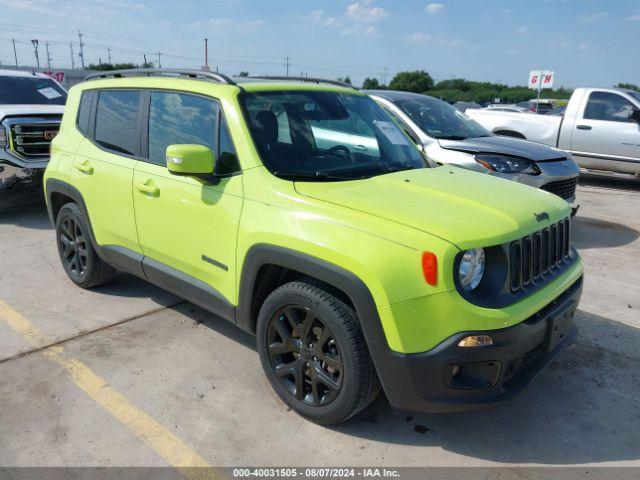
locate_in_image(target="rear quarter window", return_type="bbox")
[94,90,141,156]
[76,91,95,135]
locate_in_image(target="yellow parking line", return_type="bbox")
[0,300,221,480]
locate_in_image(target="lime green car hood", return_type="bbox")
[294,166,570,250]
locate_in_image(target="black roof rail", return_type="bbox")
[85,68,237,85]
[244,75,358,90]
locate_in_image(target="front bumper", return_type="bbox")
[498,159,580,203]
[378,276,582,413]
[0,150,47,192]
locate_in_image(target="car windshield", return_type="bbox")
[241,90,426,181]
[627,90,640,104]
[393,95,490,140]
[0,76,67,105]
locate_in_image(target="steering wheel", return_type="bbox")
[324,145,351,161]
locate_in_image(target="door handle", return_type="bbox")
[135,180,159,195]
[75,161,94,174]
[576,125,592,130]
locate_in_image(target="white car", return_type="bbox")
[467,87,640,176]
[0,70,66,198]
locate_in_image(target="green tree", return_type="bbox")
[362,77,380,89]
[616,83,640,92]
[337,76,352,85]
[87,62,151,71]
[388,70,434,93]
[238,71,250,77]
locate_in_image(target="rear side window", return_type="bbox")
[148,91,218,166]
[584,92,636,123]
[76,91,95,135]
[95,90,141,155]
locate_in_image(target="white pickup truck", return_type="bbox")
[466,87,640,176]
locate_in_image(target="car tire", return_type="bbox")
[55,202,116,289]
[257,280,380,425]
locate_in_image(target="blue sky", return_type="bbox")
[0,0,638,87]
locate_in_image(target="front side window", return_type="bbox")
[584,92,636,123]
[148,91,219,166]
[95,90,140,155]
[394,96,490,140]
[241,90,425,181]
[0,76,67,105]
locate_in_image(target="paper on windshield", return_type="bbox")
[38,87,63,100]
[373,120,410,145]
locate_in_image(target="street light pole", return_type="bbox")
[31,39,40,68]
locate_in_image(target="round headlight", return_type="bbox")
[459,248,485,291]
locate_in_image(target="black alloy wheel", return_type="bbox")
[267,305,343,406]
[59,216,88,277]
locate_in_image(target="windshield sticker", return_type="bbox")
[374,120,410,145]
[38,87,63,100]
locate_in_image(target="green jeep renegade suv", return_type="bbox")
[44,70,583,425]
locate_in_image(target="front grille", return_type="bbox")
[509,217,572,292]
[9,122,60,159]
[541,177,578,200]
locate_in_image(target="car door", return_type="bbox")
[570,91,640,174]
[70,89,144,271]
[132,90,243,317]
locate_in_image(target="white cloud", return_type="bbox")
[516,26,527,34]
[628,14,640,21]
[580,12,609,23]
[579,42,590,50]
[406,32,431,42]
[425,3,445,15]
[508,48,519,55]
[303,10,343,28]
[346,1,389,23]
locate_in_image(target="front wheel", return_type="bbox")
[256,281,380,425]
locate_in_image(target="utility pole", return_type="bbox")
[284,54,290,76]
[31,39,40,68]
[382,67,388,86]
[107,47,112,64]
[203,38,209,71]
[45,42,52,69]
[143,54,148,67]
[11,39,18,67]
[78,31,85,69]
[70,43,75,69]
[156,52,162,68]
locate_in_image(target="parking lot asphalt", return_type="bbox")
[0,173,639,468]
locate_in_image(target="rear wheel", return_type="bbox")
[257,281,380,425]
[55,203,116,288]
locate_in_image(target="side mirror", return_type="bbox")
[630,109,640,123]
[166,144,215,175]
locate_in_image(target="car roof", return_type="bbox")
[79,70,360,96]
[0,69,51,79]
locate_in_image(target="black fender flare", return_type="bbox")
[236,244,416,407]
